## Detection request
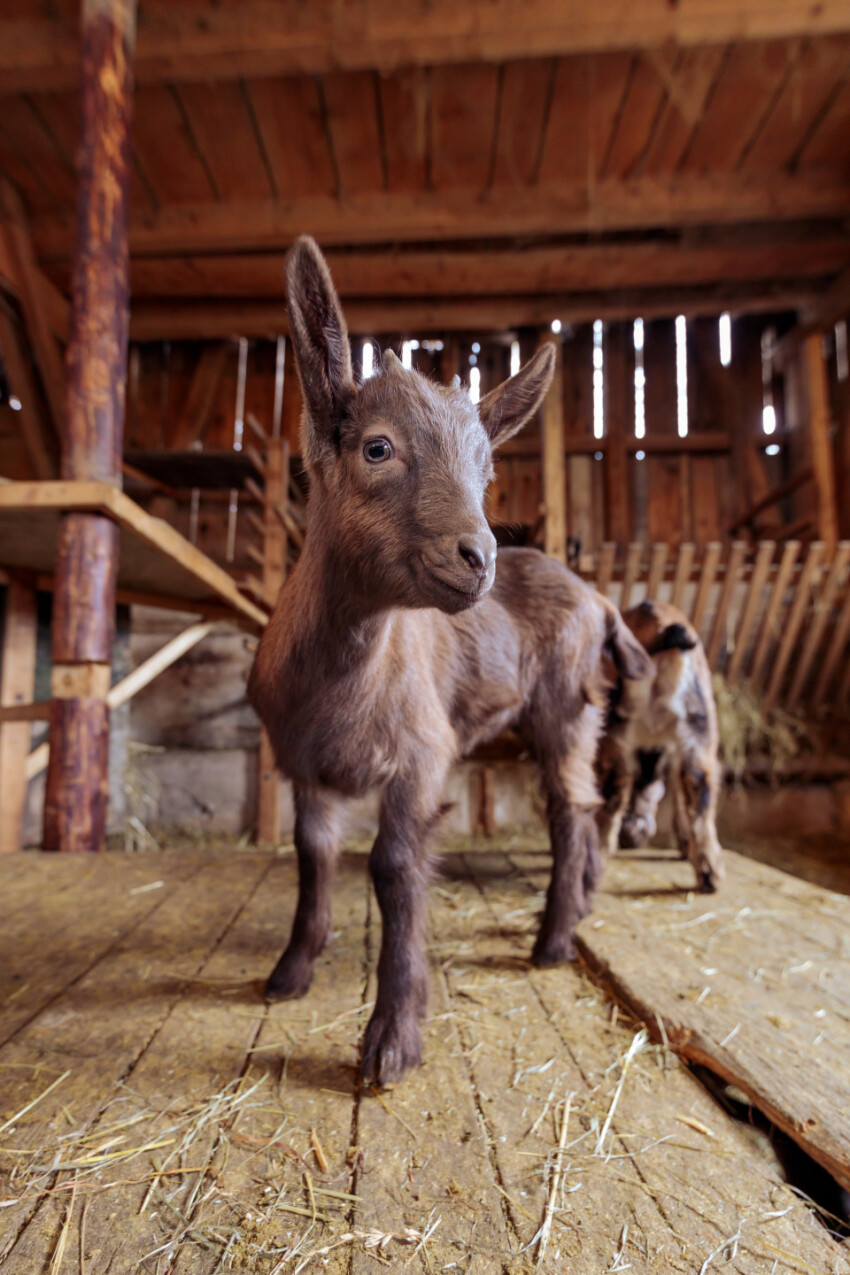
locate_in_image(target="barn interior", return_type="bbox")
[1,2,850,1271]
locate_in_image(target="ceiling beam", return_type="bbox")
[32,174,850,262]
[128,280,820,341]
[4,1,850,93]
[93,236,850,302]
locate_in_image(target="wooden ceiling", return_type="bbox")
[1,1,850,337]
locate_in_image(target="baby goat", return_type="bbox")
[249,236,650,1084]
[597,599,725,891]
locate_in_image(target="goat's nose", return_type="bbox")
[458,534,496,576]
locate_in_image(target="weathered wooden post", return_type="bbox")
[43,0,137,852]
[540,333,567,564]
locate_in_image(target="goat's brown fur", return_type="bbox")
[249,236,651,1084]
[597,599,725,891]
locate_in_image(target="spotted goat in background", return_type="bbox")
[597,599,725,891]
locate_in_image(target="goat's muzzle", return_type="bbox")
[418,530,497,612]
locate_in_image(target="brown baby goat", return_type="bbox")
[249,236,651,1084]
[597,599,725,891]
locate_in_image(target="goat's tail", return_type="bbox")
[602,599,653,681]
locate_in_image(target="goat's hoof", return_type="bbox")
[696,865,723,894]
[531,934,576,968]
[265,953,314,1002]
[361,1012,422,1086]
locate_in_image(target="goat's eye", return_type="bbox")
[363,437,394,463]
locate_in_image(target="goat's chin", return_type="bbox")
[412,559,492,614]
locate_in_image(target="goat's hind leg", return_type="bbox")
[675,755,725,893]
[533,705,604,968]
[266,785,348,1001]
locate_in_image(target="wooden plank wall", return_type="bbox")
[580,537,850,712]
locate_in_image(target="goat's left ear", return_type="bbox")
[477,344,556,449]
[285,235,355,451]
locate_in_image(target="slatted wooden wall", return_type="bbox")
[582,538,850,712]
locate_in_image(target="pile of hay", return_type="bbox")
[712,675,813,782]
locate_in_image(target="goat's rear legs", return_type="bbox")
[361,768,446,1086]
[266,785,348,1001]
[532,705,604,967]
[673,756,725,893]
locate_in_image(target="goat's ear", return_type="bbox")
[477,344,556,449]
[285,236,355,445]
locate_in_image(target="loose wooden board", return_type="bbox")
[566,846,850,1193]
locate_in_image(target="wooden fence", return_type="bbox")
[578,539,850,714]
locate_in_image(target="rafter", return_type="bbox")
[32,173,850,262]
[3,1,850,93]
[128,278,822,341]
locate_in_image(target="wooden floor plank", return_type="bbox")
[567,847,850,1193]
[501,847,850,1273]
[0,852,272,1267]
[0,852,207,1045]
[1,842,848,1274]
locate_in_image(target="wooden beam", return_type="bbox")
[803,333,840,556]
[43,0,137,855]
[0,180,67,437]
[787,541,850,709]
[748,539,801,694]
[0,580,37,852]
[0,306,57,479]
[726,539,775,683]
[115,235,850,301]
[765,541,826,710]
[603,322,631,544]
[541,337,566,564]
[4,1,850,93]
[33,173,850,261]
[126,282,823,343]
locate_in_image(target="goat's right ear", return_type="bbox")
[285,236,355,446]
[477,343,556,449]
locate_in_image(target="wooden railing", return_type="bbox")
[578,539,850,713]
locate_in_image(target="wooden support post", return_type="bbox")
[645,542,669,601]
[257,436,287,844]
[0,581,37,852]
[43,0,136,853]
[787,541,850,710]
[803,333,839,557]
[620,542,643,612]
[670,542,696,611]
[596,542,616,597]
[691,542,722,636]
[541,336,566,563]
[706,540,747,670]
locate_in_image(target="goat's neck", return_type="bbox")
[290,519,394,668]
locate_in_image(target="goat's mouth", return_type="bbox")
[419,561,491,611]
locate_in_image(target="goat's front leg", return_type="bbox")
[266,785,349,1001]
[533,704,603,967]
[361,769,446,1086]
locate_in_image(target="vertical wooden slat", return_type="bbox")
[620,542,643,611]
[670,541,696,611]
[541,336,566,563]
[804,333,839,557]
[596,542,617,597]
[727,540,775,683]
[706,540,748,669]
[645,542,669,601]
[749,540,801,694]
[603,323,631,545]
[0,581,37,852]
[764,541,825,711]
[691,541,722,636]
[43,0,137,854]
[787,541,850,710]
[813,583,850,707]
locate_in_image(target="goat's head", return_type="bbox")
[286,235,555,613]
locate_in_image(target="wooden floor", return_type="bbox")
[0,839,848,1274]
